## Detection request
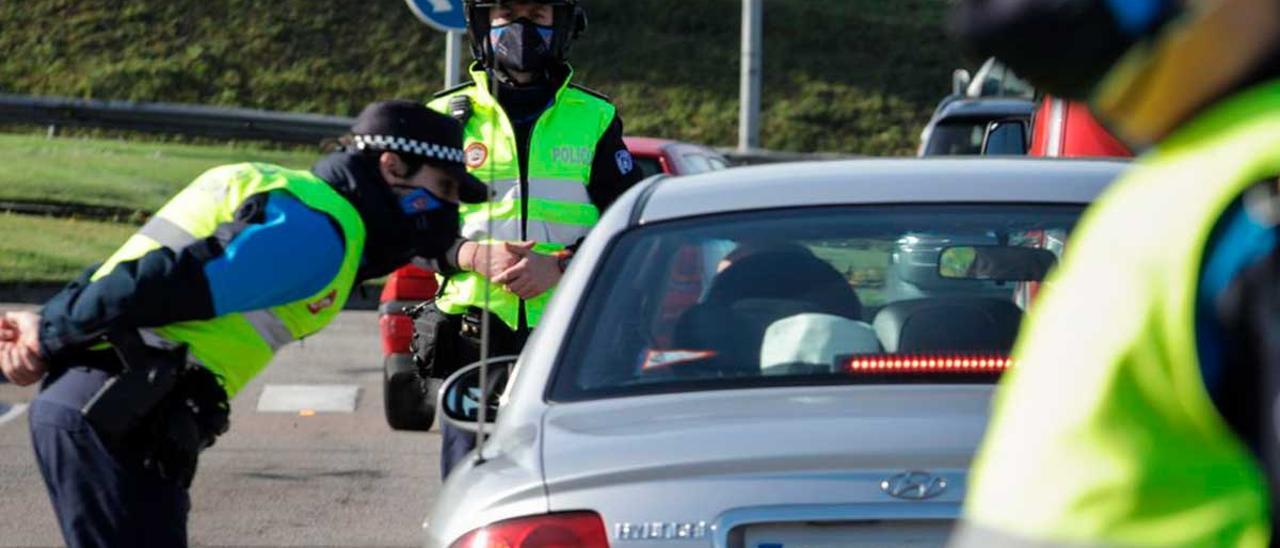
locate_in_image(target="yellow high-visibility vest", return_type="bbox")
[93,163,366,397]
[428,65,615,330]
[956,83,1280,547]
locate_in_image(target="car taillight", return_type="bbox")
[450,512,609,548]
[380,314,414,355]
[844,354,1012,374]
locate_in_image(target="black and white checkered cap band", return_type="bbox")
[352,134,465,165]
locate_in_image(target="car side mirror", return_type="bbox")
[952,69,972,97]
[981,119,1029,155]
[437,355,519,433]
[938,246,1057,282]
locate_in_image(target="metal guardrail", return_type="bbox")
[0,93,856,163]
[0,94,352,145]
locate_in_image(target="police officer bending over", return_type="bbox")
[415,0,642,477]
[0,100,486,548]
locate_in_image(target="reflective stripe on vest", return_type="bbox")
[959,83,1280,546]
[241,309,295,352]
[139,217,199,251]
[428,64,614,329]
[137,219,297,353]
[91,163,365,397]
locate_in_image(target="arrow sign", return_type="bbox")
[405,0,468,32]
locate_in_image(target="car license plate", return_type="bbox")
[744,520,952,548]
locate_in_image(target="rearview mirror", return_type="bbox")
[938,246,1057,282]
[437,355,519,433]
[981,119,1029,155]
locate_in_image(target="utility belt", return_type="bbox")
[80,329,230,487]
[409,302,527,380]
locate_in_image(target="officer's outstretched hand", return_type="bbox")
[493,242,561,300]
[0,311,46,386]
[462,241,524,280]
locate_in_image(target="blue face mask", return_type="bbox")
[398,187,444,215]
[392,185,461,259]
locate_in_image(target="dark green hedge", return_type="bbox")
[2,0,966,155]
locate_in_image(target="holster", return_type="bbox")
[409,302,463,380]
[80,329,230,487]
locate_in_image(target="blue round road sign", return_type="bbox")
[405,0,467,32]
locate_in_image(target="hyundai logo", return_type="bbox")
[881,471,948,500]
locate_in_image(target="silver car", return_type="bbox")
[425,158,1126,548]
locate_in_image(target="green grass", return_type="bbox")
[0,213,137,282]
[0,133,319,283]
[0,0,967,155]
[0,132,320,213]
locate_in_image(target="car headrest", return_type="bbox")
[671,301,757,374]
[873,297,1023,354]
[708,250,862,320]
[760,313,881,375]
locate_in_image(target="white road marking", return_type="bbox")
[256,385,360,413]
[0,403,28,426]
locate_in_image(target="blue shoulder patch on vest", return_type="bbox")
[615,150,635,175]
[205,192,345,316]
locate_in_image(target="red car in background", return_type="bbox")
[380,137,730,431]
[624,136,731,178]
[975,95,1134,158]
[1029,96,1132,158]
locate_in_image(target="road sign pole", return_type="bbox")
[445,30,465,88]
[739,0,762,152]
[405,0,469,88]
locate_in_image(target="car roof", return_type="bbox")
[936,97,1036,121]
[623,136,676,156]
[637,158,1128,224]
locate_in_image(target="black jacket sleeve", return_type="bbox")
[421,245,464,278]
[36,194,278,360]
[587,113,644,215]
[38,246,218,360]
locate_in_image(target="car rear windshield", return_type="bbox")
[549,205,1083,402]
[924,122,987,156]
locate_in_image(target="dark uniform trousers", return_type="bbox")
[439,309,528,479]
[30,365,190,548]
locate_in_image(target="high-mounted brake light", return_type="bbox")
[844,354,1012,374]
[450,511,610,548]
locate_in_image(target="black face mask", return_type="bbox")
[490,18,555,75]
[312,152,462,280]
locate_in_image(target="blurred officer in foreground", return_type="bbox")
[948,1,1280,545]
[0,100,485,547]
[415,0,642,477]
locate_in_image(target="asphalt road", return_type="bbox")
[0,310,443,547]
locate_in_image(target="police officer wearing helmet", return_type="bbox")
[415,0,642,477]
[0,100,487,547]
[948,0,1280,545]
